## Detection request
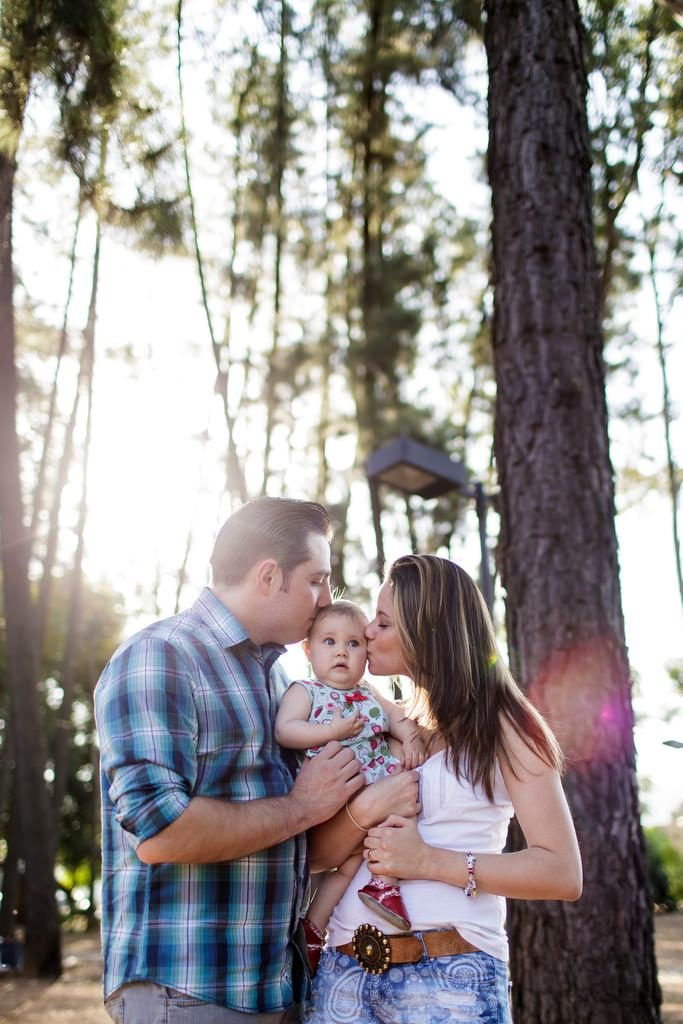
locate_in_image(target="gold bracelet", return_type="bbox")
[345,801,369,833]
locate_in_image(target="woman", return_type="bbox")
[306,554,582,1024]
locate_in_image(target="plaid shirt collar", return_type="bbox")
[193,586,286,664]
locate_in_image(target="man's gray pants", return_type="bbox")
[105,981,300,1023]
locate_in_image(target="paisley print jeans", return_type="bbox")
[304,947,512,1024]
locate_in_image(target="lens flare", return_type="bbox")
[527,637,633,764]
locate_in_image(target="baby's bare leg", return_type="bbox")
[377,738,406,886]
[337,852,364,882]
[307,854,363,932]
[339,848,397,887]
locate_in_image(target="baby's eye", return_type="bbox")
[349,640,361,648]
[323,637,335,645]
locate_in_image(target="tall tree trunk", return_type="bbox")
[317,8,336,505]
[356,0,386,453]
[261,0,290,494]
[176,0,247,502]
[404,496,418,553]
[52,206,100,828]
[29,196,82,546]
[0,774,20,938]
[34,374,83,653]
[217,44,259,473]
[484,2,658,1021]
[0,700,14,826]
[0,150,61,978]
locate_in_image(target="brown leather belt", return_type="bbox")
[333,924,479,975]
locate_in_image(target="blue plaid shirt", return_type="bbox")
[95,587,307,1012]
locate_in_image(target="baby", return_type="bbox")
[274,599,425,973]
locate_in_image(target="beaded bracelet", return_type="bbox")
[345,801,369,833]
[463,852,477,897]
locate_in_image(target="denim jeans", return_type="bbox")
[304,947,512,1024]
[105,981,299,1023]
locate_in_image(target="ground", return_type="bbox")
[1,914,681,1022]
[659,913,683,1023]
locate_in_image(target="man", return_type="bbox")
[95,497,364,1023]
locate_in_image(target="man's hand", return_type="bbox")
[138,744,363,865]
[289,741,364,828]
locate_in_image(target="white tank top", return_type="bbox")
[326,748,514,962]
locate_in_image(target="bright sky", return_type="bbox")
[15,19,682,828]
[619,497,683,824]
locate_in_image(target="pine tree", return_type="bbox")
[484,0,659,1019]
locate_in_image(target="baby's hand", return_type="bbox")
[328,708,364,741]
[401,732,427,769]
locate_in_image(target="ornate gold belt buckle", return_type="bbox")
[352,923,391,974]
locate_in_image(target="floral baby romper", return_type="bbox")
[293,677,401,783]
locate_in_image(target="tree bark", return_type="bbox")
[0,149,61,978]
[484,1,659,1021]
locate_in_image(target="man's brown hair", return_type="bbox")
[210,497,332,587]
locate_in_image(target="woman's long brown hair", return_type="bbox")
[387,554,563,800]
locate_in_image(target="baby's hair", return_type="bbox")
[308,599,369,637]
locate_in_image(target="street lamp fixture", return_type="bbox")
[366,437,495,610]
[366,437,468,499]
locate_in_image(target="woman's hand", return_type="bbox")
[348,770,420,829]
[364,815,431,880]
[308,767,420,873]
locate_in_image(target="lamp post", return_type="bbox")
[366,437,495,610]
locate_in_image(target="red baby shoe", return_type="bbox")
[357,879,411,930]
[301,917,325,975]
